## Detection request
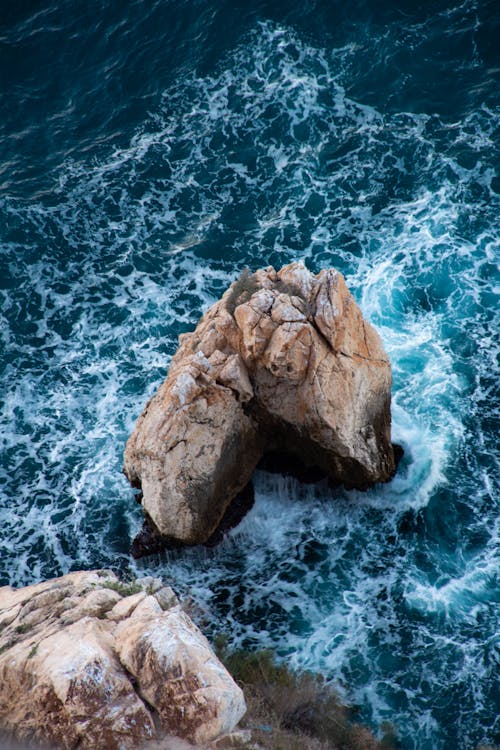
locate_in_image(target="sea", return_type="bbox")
[0,2,498,748]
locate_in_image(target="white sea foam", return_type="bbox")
[0,18,498,750]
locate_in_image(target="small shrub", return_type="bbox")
[0,640,16,656]
[101,579,143,598]
[28,643,38,659]
[225,269,260,315]
[276,279,306,301]
[214,639,397,750]
[15,623,32,635]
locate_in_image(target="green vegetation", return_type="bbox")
[226,268,260,314]
[214,637,398,750]
[101,579,144,597]
[0,640,16,656]
[27,643,38,659]
[100,576,162,598]
[0,623,34,657]
[15,623,32,634]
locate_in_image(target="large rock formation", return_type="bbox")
[0,571,245,750]
[124,263,397,553]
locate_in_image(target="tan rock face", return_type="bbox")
[115,608,245,745]
[124,263,397,550]
[0,571,245,750]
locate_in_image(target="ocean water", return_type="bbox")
[0,2,499,748]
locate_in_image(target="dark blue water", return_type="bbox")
[1,2,499,748]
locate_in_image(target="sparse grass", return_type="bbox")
[15,623,32,634]
[214,638,398,750]
[0,640,16,656]
[226,269,260,315]
[101,579,143,598]
[100,576,162,598]
[276,279,306,301]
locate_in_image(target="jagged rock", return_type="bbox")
[0,571,245,750]
[124,263,398,551]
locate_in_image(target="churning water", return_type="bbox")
[0,2,498,748]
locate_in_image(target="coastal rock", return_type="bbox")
[0,571,245,750]
[124,262,397,551]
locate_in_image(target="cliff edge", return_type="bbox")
[0,571,245,749]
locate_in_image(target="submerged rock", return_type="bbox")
[124,262,398,553]
[0,570,245,750]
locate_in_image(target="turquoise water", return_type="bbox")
[0,3,498,748]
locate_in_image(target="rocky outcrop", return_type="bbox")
[0,571,245,750]
[124,263,397,553]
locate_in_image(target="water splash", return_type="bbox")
[0,17,498,750]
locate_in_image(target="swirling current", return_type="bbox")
[0,2,498,748]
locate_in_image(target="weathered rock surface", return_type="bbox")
[0,571,245,750]
[124,262,397,551]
